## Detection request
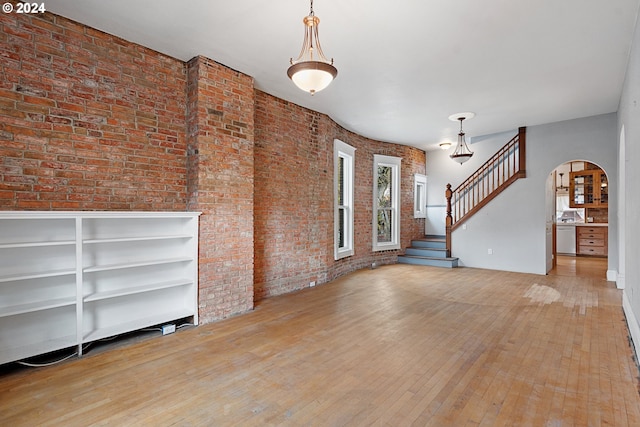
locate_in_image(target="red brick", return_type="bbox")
[1,9,426,325]
[16,200,50,209]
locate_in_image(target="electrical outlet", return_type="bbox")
[310,281,316,287]
[462,224,467,230]
[488,248,493,255]
[162,324,176,335]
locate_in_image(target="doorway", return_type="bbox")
[548,255,608,279]
[546,160,609,279]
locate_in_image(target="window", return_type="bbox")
[414,174,427,218]
[334,139,355,259]
[373,155,401,251]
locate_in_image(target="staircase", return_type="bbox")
[398,127,527,269]
[397,235,458,268]
[445,127,527,257]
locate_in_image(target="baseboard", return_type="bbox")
[607,269,618,284]
[623,291,640,364]
[616,273,626,290]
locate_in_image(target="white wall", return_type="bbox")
[619,7,640,357]
[426,114,618,274]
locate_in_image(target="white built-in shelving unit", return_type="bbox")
[0,211,200,365]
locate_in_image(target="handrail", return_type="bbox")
[445,127,526,256]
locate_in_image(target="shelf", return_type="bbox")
[0,240,76,249]
[0,211,199,365]
[0,335,78,366]
[83,257,194,273]
[84,279,193,302]
[0,297,76,318]
[83,308,194,342]
[83,235,192,244]
[0,269,76,283]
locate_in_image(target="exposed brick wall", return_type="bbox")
[254,93,333,299]
[254,91,426,300]
[1,6,427,321]
[0,5,187,210]
[186,57,255,322]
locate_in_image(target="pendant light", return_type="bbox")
[448,112,475,164]
[287,0,337,95]
[557,172,569,191]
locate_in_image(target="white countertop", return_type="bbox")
[557,222,608,227]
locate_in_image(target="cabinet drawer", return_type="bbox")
[579,232,603,239]
[577,227,605,237]
[579,238,604,247]
[578,246,607,256]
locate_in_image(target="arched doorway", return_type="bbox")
[547,160,609,278]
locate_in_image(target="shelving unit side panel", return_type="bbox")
[75,217,84,357]
[186,216,200,325]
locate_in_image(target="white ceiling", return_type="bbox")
[45,0,640,152]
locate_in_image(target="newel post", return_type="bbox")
[518,126,527,178]
[445,183,453,258]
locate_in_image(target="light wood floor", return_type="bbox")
[550,254,609,279]
[2,261,640,426]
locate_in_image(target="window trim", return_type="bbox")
[372,154,401,251]
[334,139,356,260]
[414,173,427,219]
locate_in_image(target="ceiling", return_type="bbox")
[45,0,640,152]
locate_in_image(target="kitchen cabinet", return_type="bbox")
[576,225,607,257]
[569,169,608,208]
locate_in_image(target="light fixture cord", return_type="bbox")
[290,0,333,65]
[309,0,315,59]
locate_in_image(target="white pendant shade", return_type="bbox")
[287,61,337,95]
[450,152,473,164]
[450,130,473,164]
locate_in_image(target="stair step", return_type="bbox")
[405,247,448,257]
[397,255,459,268]
[417,235,446,242]
[412,237,446,249]
[424,234,445,239]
